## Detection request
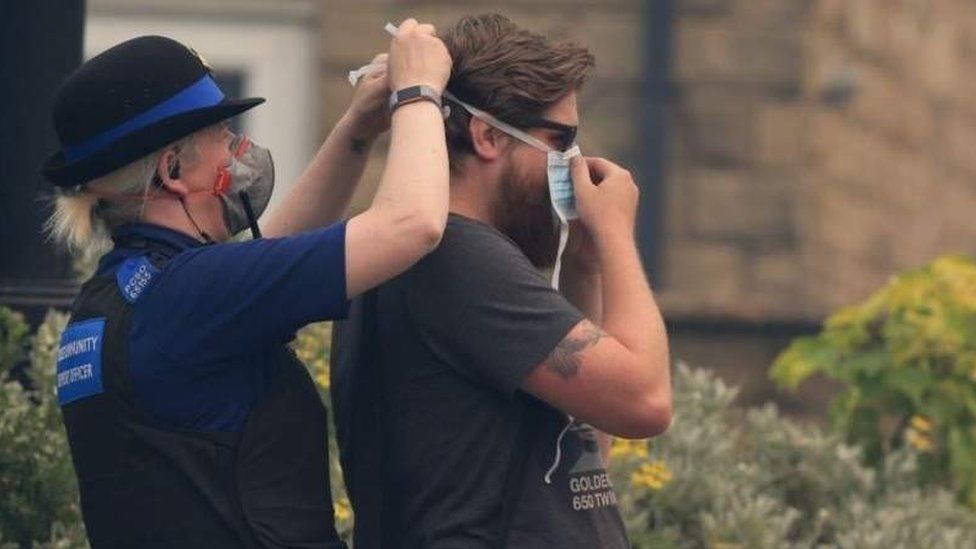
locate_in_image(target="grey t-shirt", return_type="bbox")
[332,214,628,548]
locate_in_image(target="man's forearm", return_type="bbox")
[595,230,670,397]
[370,101,449,224]
[262,113,375,237]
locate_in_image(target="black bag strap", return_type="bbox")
[348,289,385,549]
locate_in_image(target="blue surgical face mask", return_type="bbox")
[546,145,582,222]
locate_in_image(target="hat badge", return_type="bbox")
[187,45,213,72]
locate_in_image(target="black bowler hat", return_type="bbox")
[42,35,265,187]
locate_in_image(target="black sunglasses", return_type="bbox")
[519,116,578,152]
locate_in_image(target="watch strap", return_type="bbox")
[388,85,442,113]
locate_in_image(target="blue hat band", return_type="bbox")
[63,75,225,163]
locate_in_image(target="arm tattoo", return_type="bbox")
[547,323,607,379]
[350,137,369,155]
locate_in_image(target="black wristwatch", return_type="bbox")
[388,85,442,113]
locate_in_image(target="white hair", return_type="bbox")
[46,132,201,254]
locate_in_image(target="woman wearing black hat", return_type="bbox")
[44,20,449,549]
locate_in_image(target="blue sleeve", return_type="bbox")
[134,222,349,362]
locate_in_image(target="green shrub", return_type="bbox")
[0,308,87,547]
[614,362,976,548]
[771,256,976,507]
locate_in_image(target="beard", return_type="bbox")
[494,161,560,270]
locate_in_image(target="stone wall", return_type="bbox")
[660,0,976,416]
[662,0,976,321]
[660,0,810,324]
[801,0,976,312]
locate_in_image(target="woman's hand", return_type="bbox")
[346,53,392,140]
[389,18,452,93]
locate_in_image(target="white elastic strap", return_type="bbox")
[441,91,553,153]
[347,62,384,87]
[543,415,575,484]
[551,218,569,290]
[346,23,397,86]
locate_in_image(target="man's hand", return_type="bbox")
[570,156,639,246]
[346,53,391,141]
[389,19,452,94]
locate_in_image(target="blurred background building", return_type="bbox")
[6,0,976,419]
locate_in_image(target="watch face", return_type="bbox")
[400,86,423,101]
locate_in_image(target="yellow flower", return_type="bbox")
[906,428,935,453]
[292,322,333,390]
[611,438,649,460]
[711,542,745,549]
[910,415,933,433]
[314,368,330,389]
[334,497,352,522]
[631,460,673,491]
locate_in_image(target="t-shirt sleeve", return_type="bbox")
[403,222,584,396]
[137,221,349,362]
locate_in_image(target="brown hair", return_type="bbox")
[441,14,595,170]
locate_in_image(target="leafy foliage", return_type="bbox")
[0,309,87,547]
[771,256,976,507]
[614,363,976,548]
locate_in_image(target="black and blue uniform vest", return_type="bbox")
[59,235,344,548]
